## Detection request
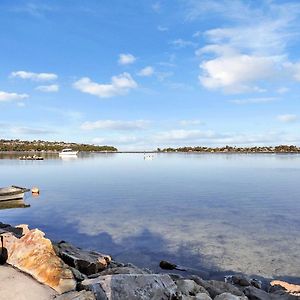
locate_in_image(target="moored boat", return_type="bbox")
[59,148,78,156]
[0,186,30,202]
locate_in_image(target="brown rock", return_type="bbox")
[270,280,300,296]
[3,228,76,294]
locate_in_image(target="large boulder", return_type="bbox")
[54,241,111,275]
[80,274,177,300]
[2,228,76,294]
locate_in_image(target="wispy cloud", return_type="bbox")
[118,53,136,65]
[157,25,168,32]
[35,84,59,92]
[179,120,204,126]
[171,39,197,48]
[11,71,58,81]
[230,97,278,105]
[0,91,29,102]
[277,114,298,123]
[11,127,55,135]
[73,73,137,98]
[81,120,149,130]
[137,66,155,77]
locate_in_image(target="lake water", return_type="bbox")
[1,153,300,282]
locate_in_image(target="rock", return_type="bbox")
[270,280,300,296]
[54,290,96,300]
[243,286,295,299]
[70,266,88,282]
[0,222,23,237]
[2,229,76,294]
[176,279,210,296]
[195,293,213,300]
[80,274,177,300]
[191,276,244,299]
[214,292,248,300]
[230,275,252,287]
[251,279,262,289]
[55,241,111,275]
[95,266,149,276]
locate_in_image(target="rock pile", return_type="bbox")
[0,222,299,300]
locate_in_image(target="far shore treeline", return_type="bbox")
[158,145,300,153]
[0,139,117,152]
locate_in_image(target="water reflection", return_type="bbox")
[0,153,300,282]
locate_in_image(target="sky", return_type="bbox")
[1,0,300,150]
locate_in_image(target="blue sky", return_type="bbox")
[1,0,300,150]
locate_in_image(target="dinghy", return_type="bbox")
[0,186,30,202]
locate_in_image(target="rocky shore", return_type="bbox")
[0,221,299,300]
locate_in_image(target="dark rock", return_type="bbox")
[80,274,177,300]
[191,276,244,299]
[244,286,297,299]
[0,222,23,237]
[70,267,87,282]
[54,241,111,275]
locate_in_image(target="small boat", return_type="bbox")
[0,186,30,202]
[19,155,44,160]
[59,148,78,156]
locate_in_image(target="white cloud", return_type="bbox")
[137,66,154,77]
[190,1,300,93]
[35,84,59,92]
[179,120,204,126]
[73,73,137,98]
[199,52,276,93]
[230,97,277,105]
[277,114,298,123]
[11,71,57,81]
[152,2,161,13]
[0,91,29,102]
[81,120,149,130]
[118,53,136,65]
[171,39,197,48]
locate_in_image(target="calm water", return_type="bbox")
[1,153,300,281]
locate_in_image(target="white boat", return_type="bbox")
[59,148,78,156]
[0,186,30,202]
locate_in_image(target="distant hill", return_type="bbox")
[0,139,117,152]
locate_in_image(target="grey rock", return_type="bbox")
[214,292,248,300]
[191,276,244,299]
[176,279,210,296]
[54,290,96,300]
[70,267,88,282]
[97,266,149,276]
[80,274,177,300]
[54,241,111,275]
[195,293,213,300]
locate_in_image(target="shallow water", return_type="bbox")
[1,153,300,281]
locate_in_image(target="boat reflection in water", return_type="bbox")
[0,199,30,210]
